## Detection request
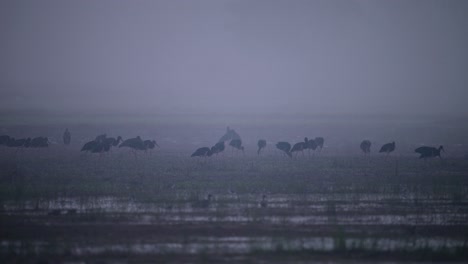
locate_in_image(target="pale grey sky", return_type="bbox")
[1,0,467,115]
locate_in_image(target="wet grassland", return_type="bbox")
[1,146,468,263]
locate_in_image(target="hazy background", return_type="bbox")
[1,0,467,117]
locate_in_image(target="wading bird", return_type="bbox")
[305,138,317,155]
[276,142,292,158]
[119,136,146,150]
[81,139,99,152]
[360,140,371,154]
[415,145,444,159]
[219,126,241,142]
[90,140,111,153]
[30,137,49,148]
[211,141,225,155]
[291,138,308,157]
[315,137,324,151]
[143,139,159,151]
[379,141,395,155]
[191,147,212,157]
[63,128,71,145]
[257,139,267,155]
[95,134,107,142]
[229,139,244,154]
[105,136,123,147]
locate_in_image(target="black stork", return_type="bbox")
[415,145,444,159]
[360,140,371,154]
[257,139,267,155]
[379,141,395,155]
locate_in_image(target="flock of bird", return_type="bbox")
[0,126,445,159]
[80,134,159,154]
[191,127,444,160]
[0,135,49,148]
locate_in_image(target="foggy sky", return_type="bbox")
[1,0,467,116]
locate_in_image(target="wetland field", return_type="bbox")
[1,115,468,263]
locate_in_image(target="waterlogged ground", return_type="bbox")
[1,119,468,262]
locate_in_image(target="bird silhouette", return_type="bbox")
[191,147,212,157]
[103,136,122,147]
[90,140,111,153]
[30,137,49,148]
[379,142,395,155]
[360,140,371,154]
[229,139,244,154]
[305,138,317,155]
[81,140,99,152]
[276,142,292,158]
[257,139,267,155]
[63,128,71,145]
[415,145,444,159]
[7,138,29,147]
[95,134,107,142]
[218,126,242,143]
[143,139,159,151]
[119,136,146,150]
[315,137,324,151]
[211,141,225,155]
[291,138,308,157]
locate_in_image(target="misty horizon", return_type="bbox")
[1,0,468,117]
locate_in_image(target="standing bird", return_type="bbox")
[211,141,225,155]
[360,140,371,154]
[81,139,99,152]
[257,139,267,155]
[119,136,146,150]
[191,147,212,157]
[30,137,49,148]
[229,139,244,154]
[315,137,324,151]
[291,138,308,157]
[105,136,123,147]
[276,142,292,158]
[8,138,28,147]
[63,128,71,145]
[305,138,317,155]
[90,140,111,153]
[379,141,396,155]
[415,145,444,159]
[95,134,107,142]
[219,126,241,142]
[143,139,159,151]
